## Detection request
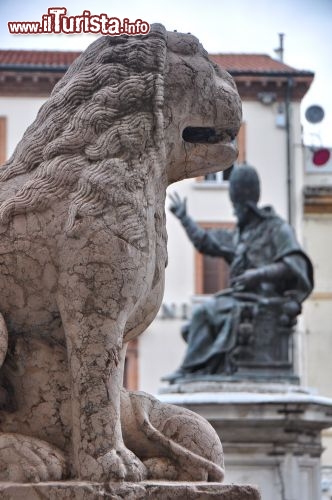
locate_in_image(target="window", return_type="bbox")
[204,165,234,183]
[195,222,234,294]
[0,117,6,165]
[197,122,246,184]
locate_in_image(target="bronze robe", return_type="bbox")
[179,206,313,372]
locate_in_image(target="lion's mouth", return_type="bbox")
[182,127,237,145]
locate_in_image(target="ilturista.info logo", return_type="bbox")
[8,8,150,36]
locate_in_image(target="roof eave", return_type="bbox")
[229,70,315,78]
[0,64,69,72]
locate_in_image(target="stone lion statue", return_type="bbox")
[0,24,241,483]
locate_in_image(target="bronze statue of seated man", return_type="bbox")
[164,166,313,383]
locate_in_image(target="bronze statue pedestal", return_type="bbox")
[159,381,332,500]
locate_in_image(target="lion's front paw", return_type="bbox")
[0,433,66,482]
[96,446,147,482]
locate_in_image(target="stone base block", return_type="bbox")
[0,481,261,499]
[158,386,332,499]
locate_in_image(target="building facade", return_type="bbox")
[303,146,332,491]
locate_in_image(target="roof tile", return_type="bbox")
[210,53,308,74]
[0,49,312,75]
[0,49,80,67]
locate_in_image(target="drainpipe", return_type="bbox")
[285,77,293,224]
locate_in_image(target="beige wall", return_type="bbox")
[0,97,46,160]
[303,215,332,467]
[139,320,187,395]
[243,101,288,219]
[303,215,332,296]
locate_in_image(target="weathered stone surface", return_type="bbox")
[0,24,241,484]
[121,390,225,481]
[0,481,261,499]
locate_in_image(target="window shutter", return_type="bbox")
[237,122,246,164]
[195,222,234,294]
[123,339,138,390]
[202,254,230,294]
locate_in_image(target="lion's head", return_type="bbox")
[0,24,241,233]
[163,29,241,183]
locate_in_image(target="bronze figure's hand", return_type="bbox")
[232,269,263,290]
[168,192,187,220]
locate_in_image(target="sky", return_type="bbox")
[0,0,331,146]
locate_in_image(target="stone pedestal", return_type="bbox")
[159,381,332,500]
[0,481,261,499]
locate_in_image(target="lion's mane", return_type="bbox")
[0,24,168,243]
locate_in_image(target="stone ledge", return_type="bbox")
[0,481,261,499]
